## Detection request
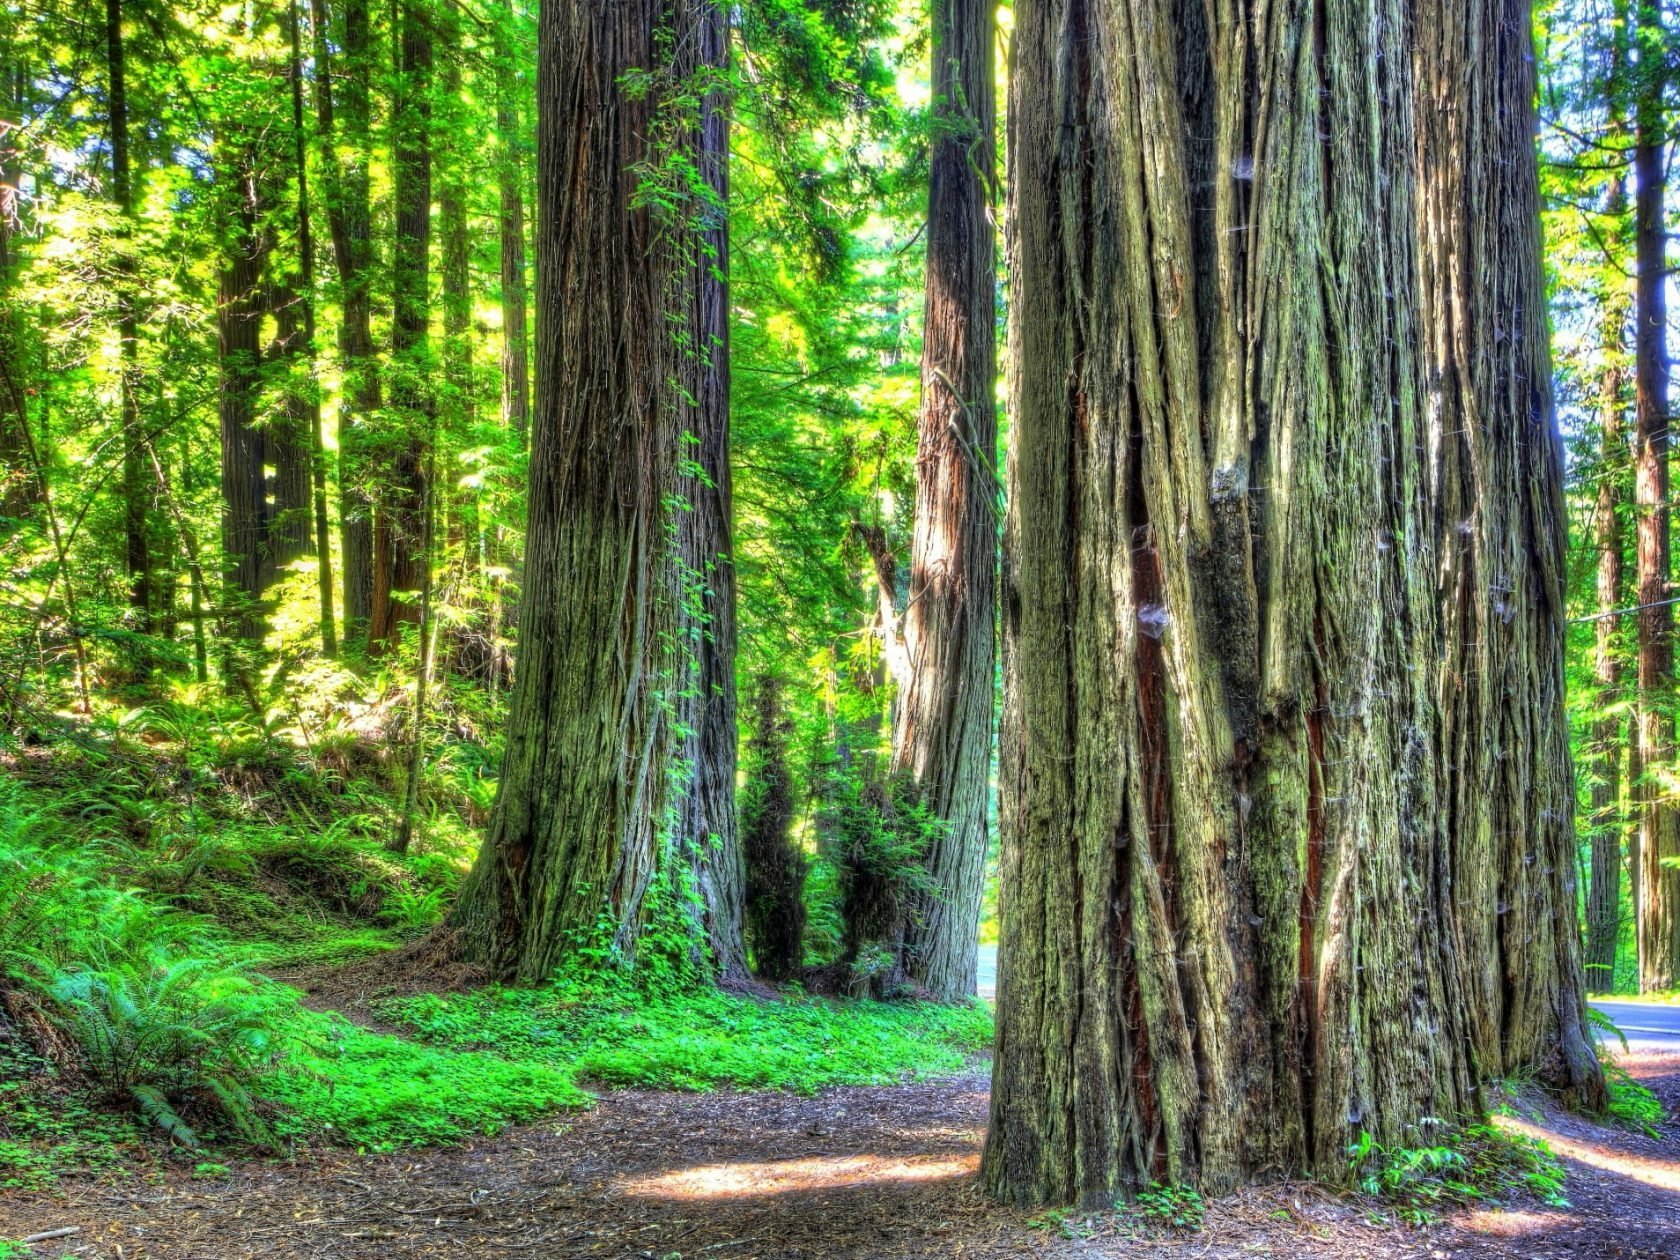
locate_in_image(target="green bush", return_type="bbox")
[384,976,993,1095]
[25,953,296,1148]
[267,1013,586,1151]
[1349,1121,1568,1223]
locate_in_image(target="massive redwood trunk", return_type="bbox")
[449,0,698,981]
[1631,0,1679,993]
[984,0,1601,1207]
[895,0,996,1003]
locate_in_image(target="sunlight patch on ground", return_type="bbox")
[1495,1116,1680,1193]
[1459,1208,1574,1237]
[621,1153,978,1199]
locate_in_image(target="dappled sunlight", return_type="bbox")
[1495,1116,1680,1193]
[620,1153,978,1199]
[1458,1208,1575,1238]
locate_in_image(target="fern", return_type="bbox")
[24,952,297,1147]
[131,1083,201,1149]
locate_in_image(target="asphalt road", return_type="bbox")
[979,947,1678,1053]
[1590,998,1680,1053]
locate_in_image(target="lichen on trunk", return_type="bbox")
[449,0,728,983]
[984,0,1602,1208]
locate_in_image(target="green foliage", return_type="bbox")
[1127,1183,1206,1233]
[266,1013,586,1153]
[1587,1006,1668,1135]
[382,974,992,1096]
[1349,1122,1569,1224]
[21,954,296,1148]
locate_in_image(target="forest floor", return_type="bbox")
[2,1034,1675,1259]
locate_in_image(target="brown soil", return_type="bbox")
[2,1051,1674,1258]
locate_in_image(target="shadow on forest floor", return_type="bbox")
[1,1053,1676,1258]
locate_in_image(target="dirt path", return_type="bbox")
[3,1057,1676,1258]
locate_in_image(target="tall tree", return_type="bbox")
[105,0,156,637]
[983,0,1600,1206]
[448,0,698,980]
[673,0,747,983]
[286,0,337,656]
[494,0,530,447]
[215,140,271,645]
[370,0,432,647]
[1632,0,1678,992]
[309,0,378,635]
[0,54,41,519]
[895,0,996,1002]
[1586,4,1633,990]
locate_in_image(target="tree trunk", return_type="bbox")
[371,0,431,648]
[1632,0,1679,993]
[289,0,337,657]
[672,0,747,983]
[447,0,688,982]
[0,60,42,520]
[310,0,377,636]
[984,0,1600,1207]
[217,144,272,644]
[896,0,995,1002]
[494,0,530,448]
[742,675,805,983]
[267,282,316,571]
[1587,44,1631,990]
[105,0,155,637]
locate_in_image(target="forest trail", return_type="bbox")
[3,1051,1675,1259]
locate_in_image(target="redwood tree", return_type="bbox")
[309,0,378,634]
[895,0,996,1003]
[984,0,1601,1206]
[672,0,747,983]
[1631,0,1678,992]
[371,0,432,647]
[216,141,271,644]
[1586,7,1632,990]
[449,0,714,981]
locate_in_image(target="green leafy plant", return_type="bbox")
[382,973,993,1096]
[1129,1182,1205,1232]
[24,953,295,1148]
[1350,1121,1568,1224]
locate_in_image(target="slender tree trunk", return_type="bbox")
[267,284,315,569]
[393,451,436,855]
[984,0,1600,1207]
[494,0,530,448]
[290,0,337,657]
[0,60,42,519]
[310,0,378,636]
[1589,328,1630,992]
[1632,0,1679,993]
[448,0,689,982]
[217,143,272,645]
[672,0,747,983]
[371,0,431,648]
[896,0,995,1002]
[436,10,483,680]
[1588,52,1632,989]
[105,0,155,636]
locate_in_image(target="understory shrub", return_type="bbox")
[383,974,993,1095]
